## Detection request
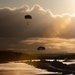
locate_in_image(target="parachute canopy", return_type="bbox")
[25,15,32,19]
[37,46,45,50]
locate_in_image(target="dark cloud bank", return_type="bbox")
[0,5,75,53]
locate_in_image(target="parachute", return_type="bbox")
[37,46,45,50]
[24,15,32,28]
[25,15,32,19]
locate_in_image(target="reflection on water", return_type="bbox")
[0,70,59,75]
[0,60,75,75]
[0,62,59,75]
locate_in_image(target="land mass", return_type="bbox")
[0,50,75,63]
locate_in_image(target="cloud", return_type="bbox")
[0,4,75,39]
[19,38,75,53]
[0,5,75,53]
[0,4,54,39]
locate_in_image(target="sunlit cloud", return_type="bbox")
[53,17,72,36]
[19,38,75,53]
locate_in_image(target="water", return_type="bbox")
[0,60,75,75]
[0,62,59,75]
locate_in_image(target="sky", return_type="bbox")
[1,0,75,14]
[0,0,75,54]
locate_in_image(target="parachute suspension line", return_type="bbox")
[26,21,29,29]
[27,21,29,25]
